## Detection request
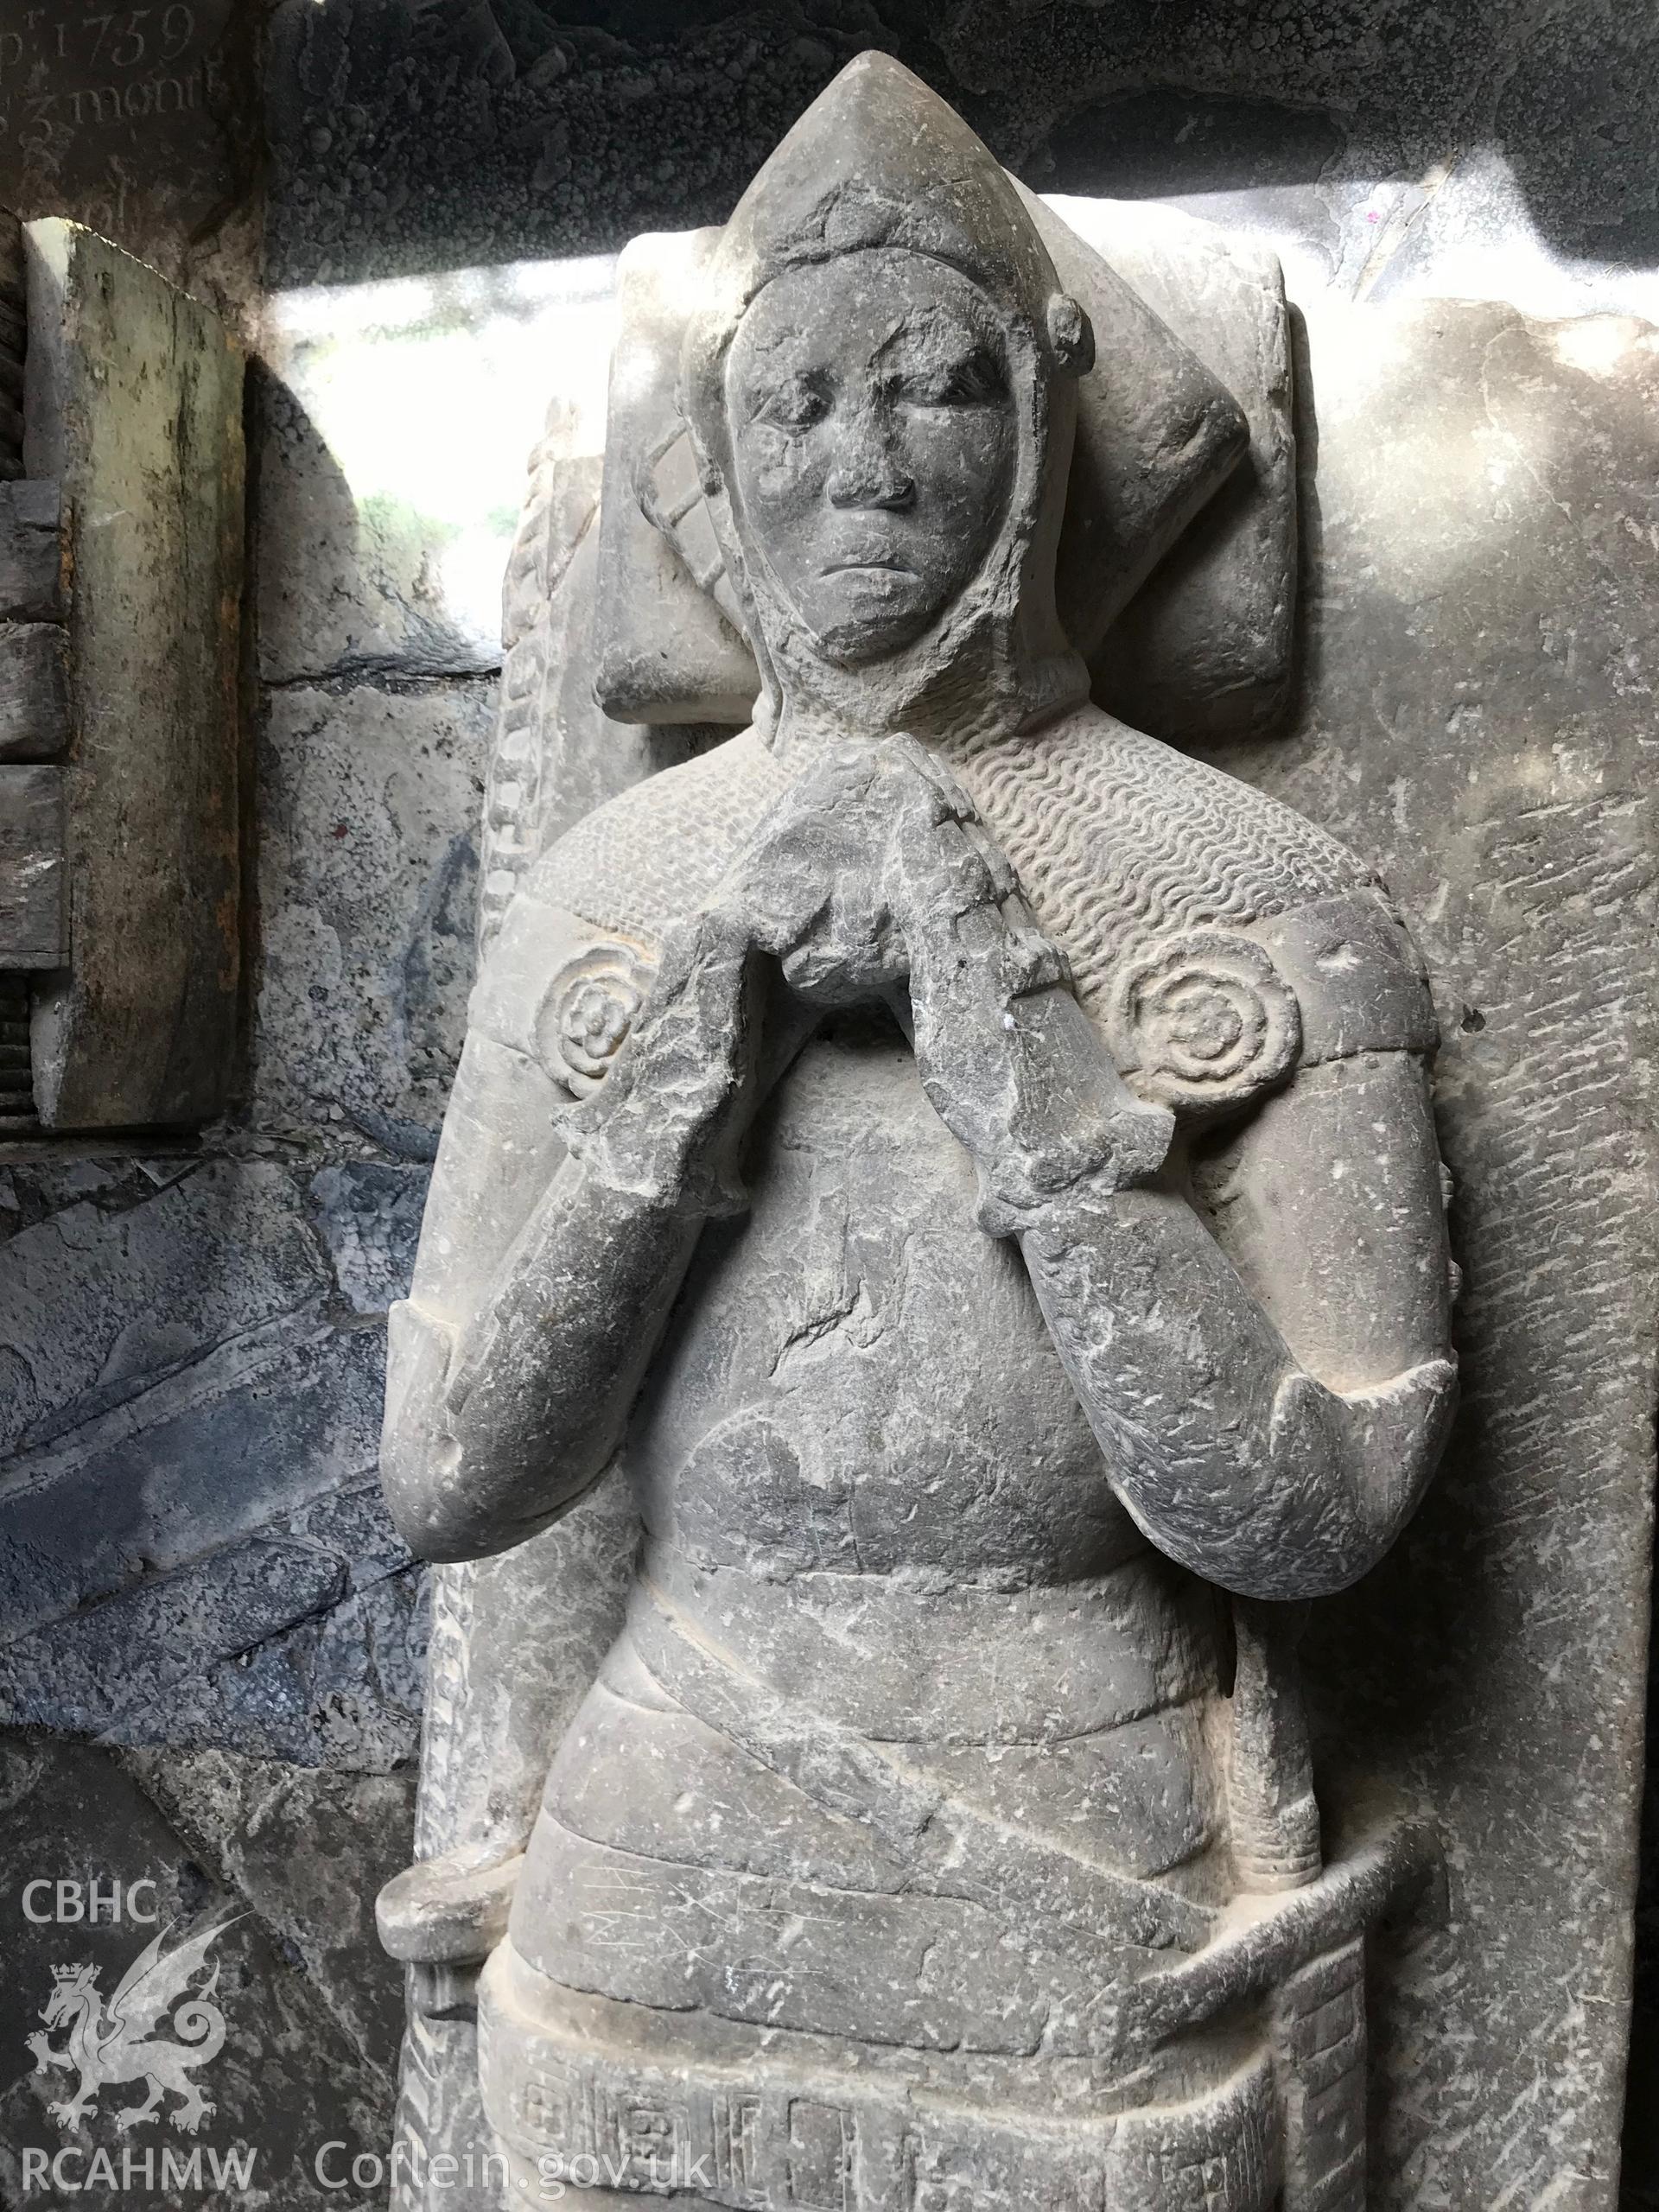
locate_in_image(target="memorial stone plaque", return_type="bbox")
[0,0,257,303]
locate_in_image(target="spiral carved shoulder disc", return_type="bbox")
[533,945,654,1097]
[1105,928,1301,1117]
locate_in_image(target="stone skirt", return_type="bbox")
[477,1942,1294,2212]
[470,1547,1344,2208]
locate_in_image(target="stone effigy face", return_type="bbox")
[377,54,1459,2212]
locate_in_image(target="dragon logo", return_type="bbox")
[26,1918,235,2136]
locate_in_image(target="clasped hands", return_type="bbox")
[578,737,1172,1228]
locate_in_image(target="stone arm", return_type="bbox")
[382,906,760,1565]
[907,887,1458,1604]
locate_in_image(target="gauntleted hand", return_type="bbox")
[715,734,1170,1216]
[713,733,1049,1006]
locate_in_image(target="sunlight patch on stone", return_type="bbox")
[261,257,617,672]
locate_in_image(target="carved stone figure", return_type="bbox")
[378,54,1457,2212]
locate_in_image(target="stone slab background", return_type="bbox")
[0,1,1656,2205]
[1227,296,1659,2210]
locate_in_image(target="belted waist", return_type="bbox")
[635,1541,1214,1748]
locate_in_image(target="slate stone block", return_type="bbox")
[1198,297,1659,2210]
[201,1568,426,1771]
[23,220,244,1129]
[0,1535,352,1736]
[0,1732,393,2209]
[0,1318,386,1640]
[0,1477,419,1767]
[0,620,70,760]
[0,1158,332,1459]
[0,761,63,967]
[253,682,495,1150]
[308,1161,432,1316]
[122,1746,418,2083]
[0,480,63,622]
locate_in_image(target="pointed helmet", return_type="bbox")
[679,52,1094,748]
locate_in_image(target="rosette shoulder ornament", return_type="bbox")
[534,944,654,1097]
[1105,928,1301,1119]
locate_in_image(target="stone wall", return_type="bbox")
[0,2,1656,2204]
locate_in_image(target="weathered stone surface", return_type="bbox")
[263,0,1659,331]
[0,620,69,760]
[0,8,1647,2200]
[0,761,63,966]
[594,198,1267,734]
[0,480,62,621]
[477,418,714,955]
[1198,299,1659,2208]
[0,209,22,481]
[308,1161,432,1318]
[1020,188,1255,661]
[404,1478,637,1872]
[592,229,761,726]
[1350,146,1659,325]
[24,219,244,1130]
[1066,199,1299,742]
[0,1318,387,1643]
[584,192,1300,753]
[0,1156,397,1654]
[122,1746,418,2082]
[253,679,496,1151]
[0,1158,331,1458]
[0,1146,414,1796]
[1630,1634,1659,2209]
[0,1151,184,1234]
[0,977,33,1129]
[0,1478,424,1770]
